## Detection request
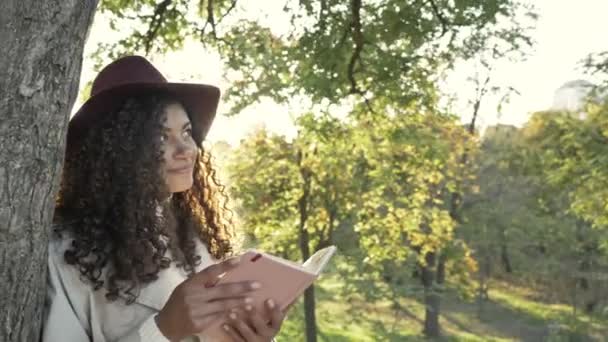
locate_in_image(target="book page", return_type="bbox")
[302,246,337,275]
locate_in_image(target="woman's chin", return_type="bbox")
[168,177,193,193]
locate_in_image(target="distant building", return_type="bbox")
[551,80,594,112]
[549,80,608,120]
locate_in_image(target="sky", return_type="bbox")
[448,0,608,130]
[76,0,608,145]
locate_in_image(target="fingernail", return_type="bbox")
[229,313,237,320]
[245,305,253,311]
[267,299,275,309]
[223,324,230,331]
[229,257,240,265]
[250,282,261,289]
[244,297,253,303]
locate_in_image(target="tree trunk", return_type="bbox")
[575,221,597,314]
[0,1,98,341]
[303,282,317,342]
[476,247,491,319]
[297,151,317,342]
[421,252,440,337]
[300,225,317,342]
[436,252,446,284]
[500,239,513,273]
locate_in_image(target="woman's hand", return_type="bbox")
[156,257,261,341]
[222,299,287,342]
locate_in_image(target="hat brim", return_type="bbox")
[67,82,220,148]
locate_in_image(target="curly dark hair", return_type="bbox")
[54,91,235,304]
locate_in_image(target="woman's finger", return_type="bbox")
[227,311,259,341]
[192,257,241,285]
[190,297,253,317]
[190,281,260,302]
[222,323,246,342]
[188,311,226,334]
[243,305,274,338]
[266,299,285,330]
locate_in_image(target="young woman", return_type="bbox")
[42,56,286,342]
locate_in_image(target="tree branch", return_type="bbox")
[319,0,328,32]
[200,0,239,39]
[346,0,376,114]
[469,72,491,134]
[207,0,216,38]
[217,0,238,25]
[197,0,239,51]
[348,0,364,95]
[427,0,449,37]
[142,0,172,55]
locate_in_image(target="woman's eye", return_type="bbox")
[183,128,193,137]
[160,134,168,143]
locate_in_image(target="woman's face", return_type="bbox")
[161,103,198,193]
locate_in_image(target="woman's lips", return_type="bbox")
[168,166,192,174]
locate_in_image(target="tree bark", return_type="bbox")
[500,237,513,273]
[421,252,440,337]
[476,246,491,319]
[575,221,597,313]
[0,1,98,341]
[297,150,317,342]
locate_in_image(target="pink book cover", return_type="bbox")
[197,246,337,341]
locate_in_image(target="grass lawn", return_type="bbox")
[275,277,608,341]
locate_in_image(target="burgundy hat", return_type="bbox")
[67,55,220,149]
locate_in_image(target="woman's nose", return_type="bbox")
[173,139,195,159]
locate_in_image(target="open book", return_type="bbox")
[199,245,337,340]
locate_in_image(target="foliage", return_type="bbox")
[351,103,476,270]
[225,112,361,259]
[459,113,608,317]
[522,108,608,233]
[225,99,481,332]
[225,127,302,256]
[96,0,536,113]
